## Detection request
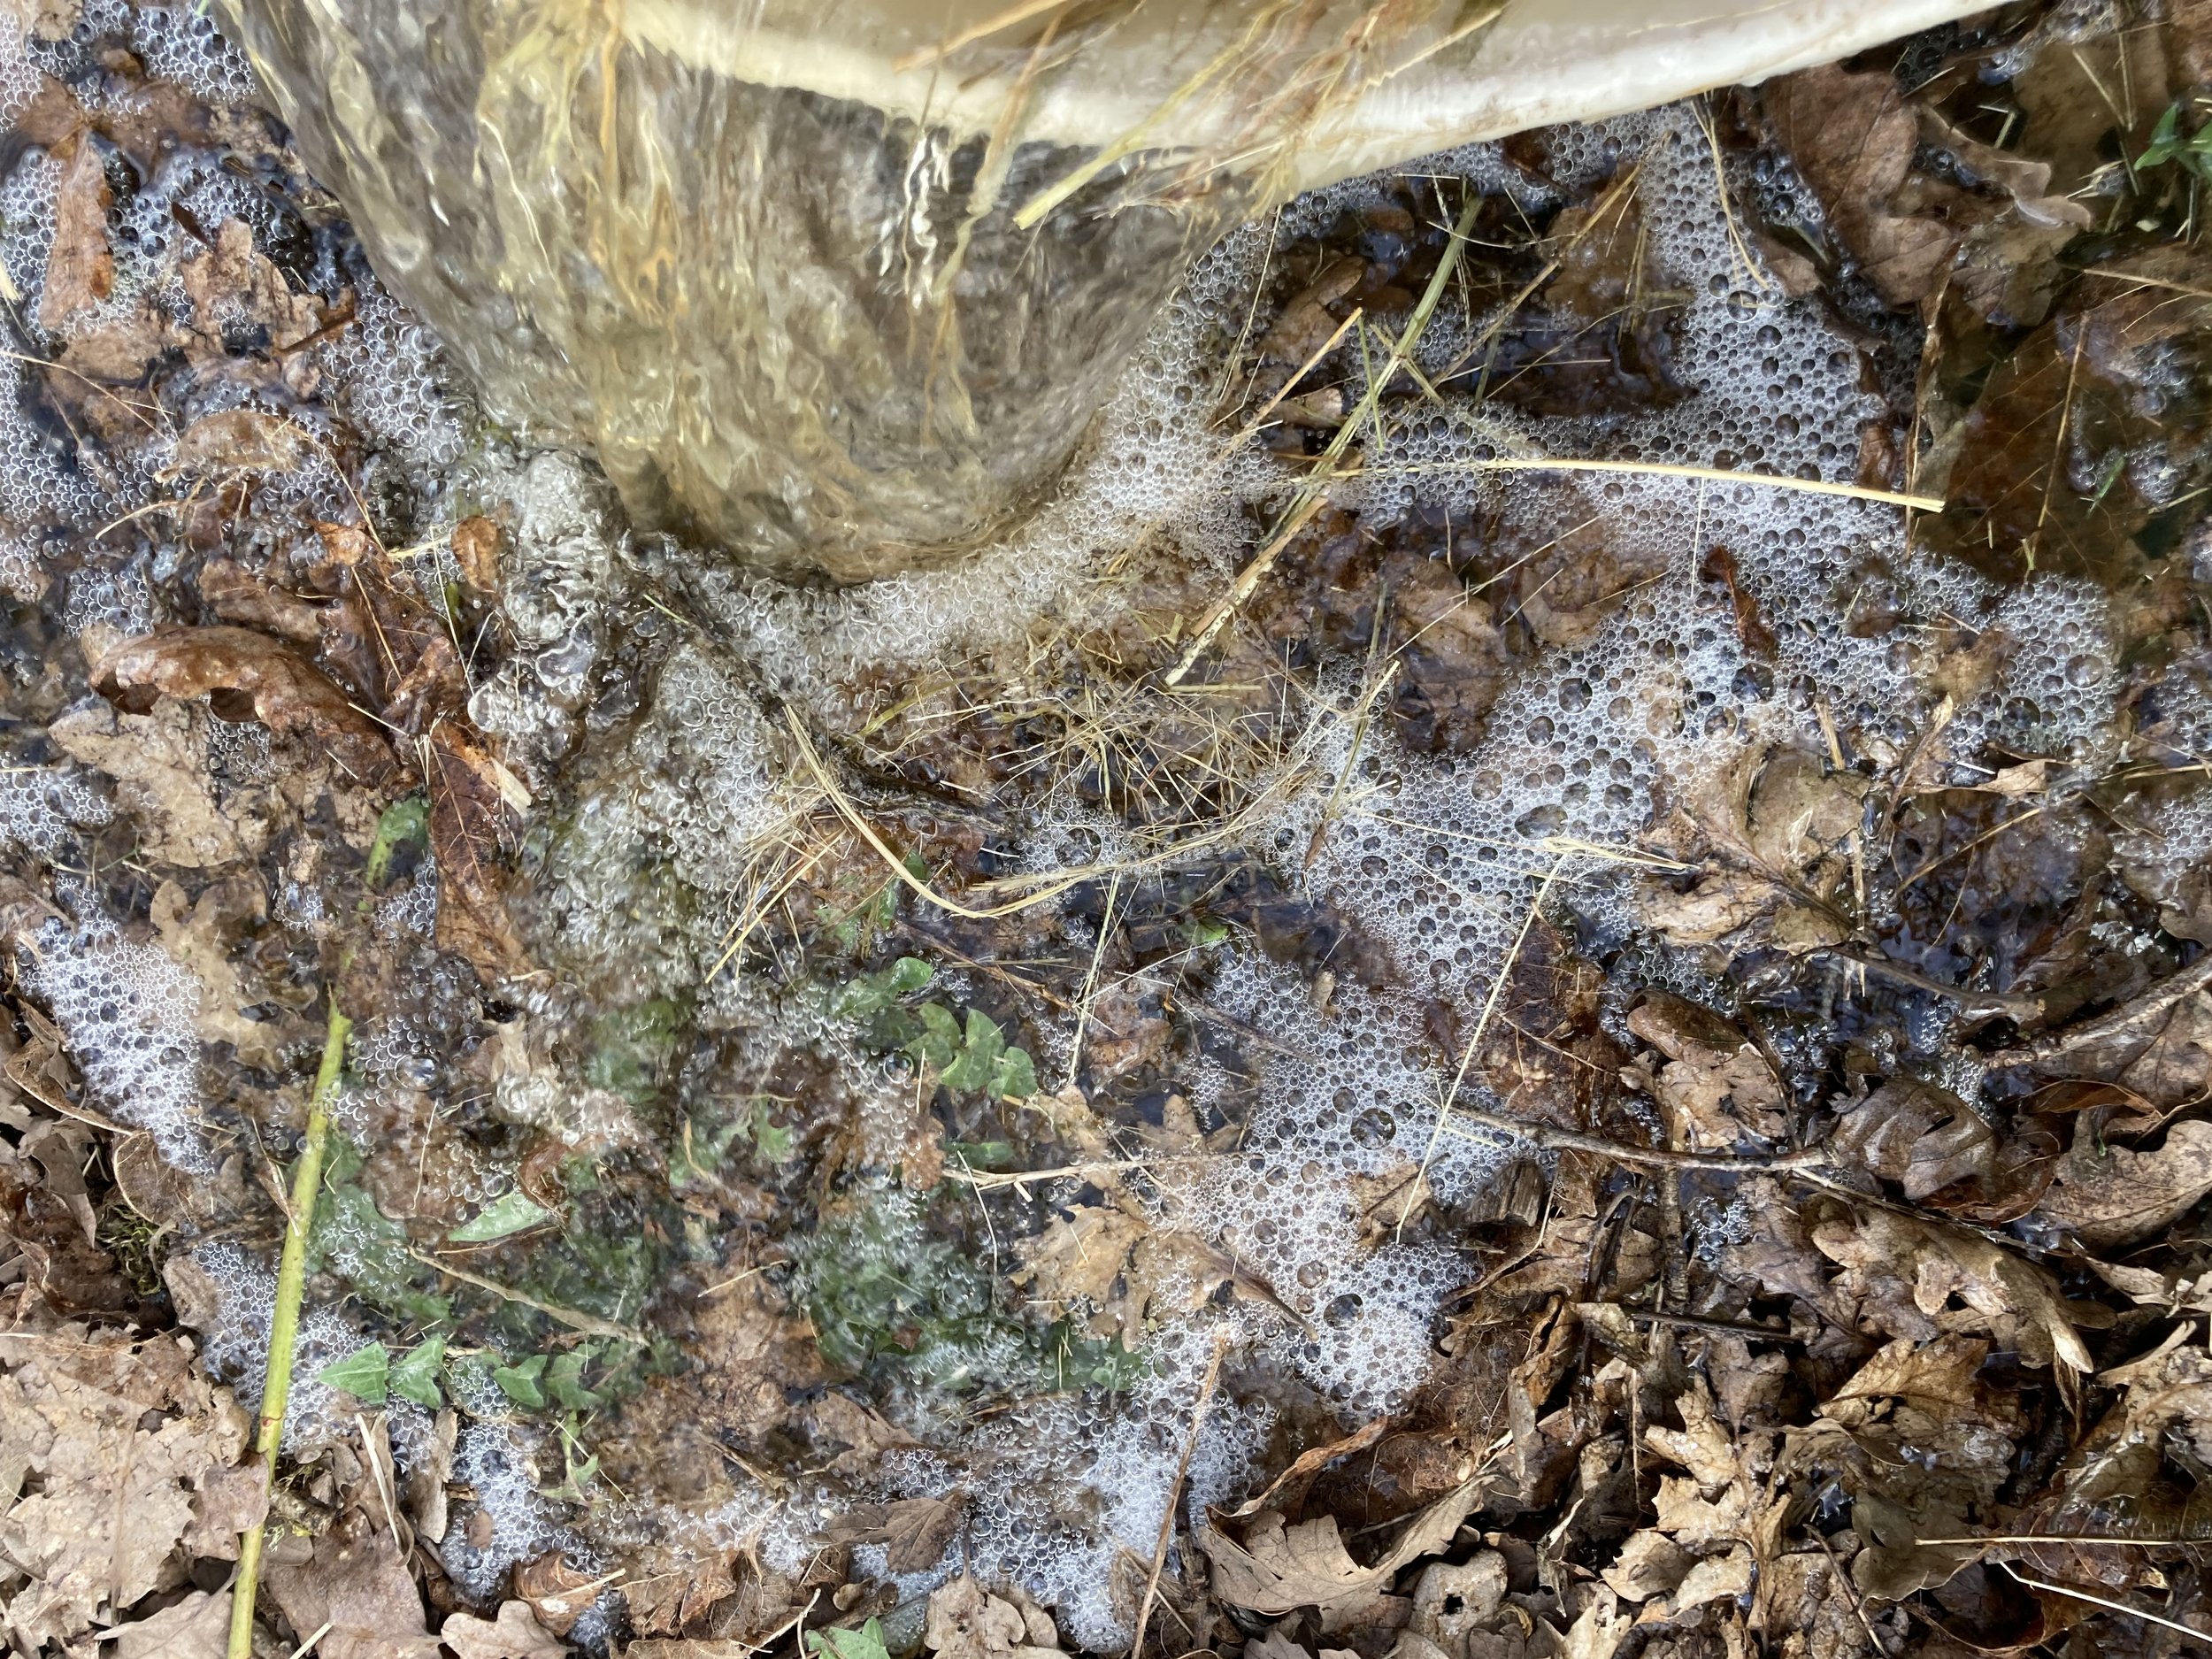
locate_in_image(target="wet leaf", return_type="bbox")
[389,1335,447,1409]
[452,515,505,592]
[39,133,113,331]
[811,1621,895,1659]
[1626,991,1786,1149]
[263,1509,442,1659]
[426,726,528,980]
[827,1492,964,1573]
[1198,1478,1483,1616]
[318,1341,390,1403]
[93,626,396,785]
[922,1576,1059,1659]
[449,1189,557,1242]
[167,409,314,478]
[494,1353,549,1409]
[440,1601,571,1659]
[2033,1118,2212,1249]
[1767,65,1960,309]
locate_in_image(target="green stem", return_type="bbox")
[227,1000,350,1659]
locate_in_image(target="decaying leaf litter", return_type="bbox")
[6,3,2212,1658]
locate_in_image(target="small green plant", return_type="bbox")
[449,1188,559,1242]
[668,1098,794,1189]
[830,958,1039,1100]
[316,1333,451,1409]
[807,1620,891,1659]
[583,998,687,1105]
[2140,98,2212,181]
[364,795,430,889]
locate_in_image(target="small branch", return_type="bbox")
[402,1248,642,1345]
[1131,1329,1229,1659]
[1440,1107,1833,1174]
[1998,1559,2212,1644]
[228,1001,351,1659]
[1987,949,2212,1066]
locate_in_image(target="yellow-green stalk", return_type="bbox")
[227,1001,351,1659]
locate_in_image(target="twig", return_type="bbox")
[402,1248,642,1344]
[1360,455,1941,511]
[1987,949,2212,1066]
[1440,1108,1834,1174]
[228,1002,351,1659]
[1998,1559,2212,1643]
[1064,874,1122,1091]
[1624,1309,1802,1342]
[1131,1330,1230,1658]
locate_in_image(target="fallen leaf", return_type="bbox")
[1559,1586,1632,1659]
[1626,992,1786,1149]
[39,133,113,331]
[1222,1417,1392,1524]
[828,1493,964,1574]
[166,409,314,478]
[452,516,504,591]
[0,1337,249,1647]
[264,1508,441,1659]
[1766,65,1959,309]
[93,626,396,785]
[513,1551,603,1635]
[178,217,324,350]
[1199,1478,1482,1617]
[1017,1202,1299,1346]
[923,1575,1060,1659]
[440,1601,570,1659]
[48,698,269,869]
[110,1588,232,1659]
[2033,1118,2212,1250]
[1810,1203,2091,1371]
[198,558,326,645]
[1601,1531,1694,1602]
[426,726,527,980]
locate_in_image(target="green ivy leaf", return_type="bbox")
[990,1045,1037,1102]
[546,1350,604,1410]
[806,1618,892,1659]
[388,1335,447,1409]
[938,1010,1005,1093]
[492,1353,549,1409]
[319,1342,389,1402]
[449,1190,557,1243]
[906,1002,962,1071]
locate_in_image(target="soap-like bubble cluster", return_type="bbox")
[23,916,207,1168]
[0,765,111,860]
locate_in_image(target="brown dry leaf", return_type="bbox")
[1628,870,1775,948]
[827,1492,964,1574]
[93,626,396,785]
[263,1508,441,1659]
[618,1550,738,1638]
[1016,1203,1294,1346]
[426,726,528,981]
[1601,1531,1694,1603]
[452,515,505,591]
[1828,1080,1999,1203]
[923,1574,1061,1659]
[1809,1203,2090,1371]
[198,558,326,646]
[150,878,292,1071]
[179,217,324,350]
[2033,1118,2212,1250]
[1789,1335,2022,1601]
[1746,751,1866,872]
[1766,65,1958,309]
[1560,1586,1632,1659]
[1222,1417,1391,1524]
[0,1336,250,1647]
[1082,979,1170,1084]
[440,1601,571,1659]
[48,698,268,869]
[1626,992,1786,1150]
[1544,184,1645,327]
[1198,1478,1482,1617]
[167,409,313,479]
[514,1551,603,1635]
[110,1588,233,1659]
[39,133,113,331]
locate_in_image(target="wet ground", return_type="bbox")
[6,4,2212,1659]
